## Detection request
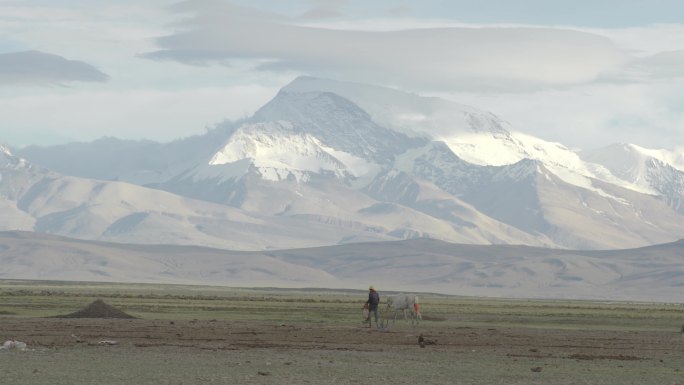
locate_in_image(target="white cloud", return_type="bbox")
[146,3,629,92]
[0,50,109,86]
[1,0,683,151]
[628,50,684,80]
[584,24,684,56]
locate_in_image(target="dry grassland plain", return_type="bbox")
[1,280,684,385]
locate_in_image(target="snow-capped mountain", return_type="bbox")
[3,141,543,248]
[203,88,428,187]
[581,143,684,212]
[252,89,426,164]
[10,76,684,250]
[208,120,381,183]
[282,77,651,198]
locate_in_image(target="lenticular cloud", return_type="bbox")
[0,50,109,86]
[145,3,627,92]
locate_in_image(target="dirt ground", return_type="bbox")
[2,316,684,385]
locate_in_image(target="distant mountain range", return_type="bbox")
[2,231,683,302]
[6,76,684,251]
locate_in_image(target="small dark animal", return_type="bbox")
[680,322,684,337]
[418,333,436,348]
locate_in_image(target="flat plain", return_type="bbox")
[1,279,684,384]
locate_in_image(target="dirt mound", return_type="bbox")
[57,299,136,319]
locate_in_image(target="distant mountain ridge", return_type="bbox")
[2,230,684,302]
[7,76,684,250]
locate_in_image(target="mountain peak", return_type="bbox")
[281,75,327,91]
[253,88,373,124]
[250,87,426,165]
[280,76,418,104]
[280,76,517,148]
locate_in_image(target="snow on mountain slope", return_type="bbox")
[627,144,684,171]
[581,143,684,211]
[209,121,381,182]
[252,88,426,164]
[509,133,653,197]
[283,77,528,166]
[282,77,557,164]
[282,77,647,197]
[282,76,497,139]
[0,150,412,250]
[395,146,684,249]
[198,112,553,247]
[181,86,428,191]
[582,143,660,185]
[535,166,684,249]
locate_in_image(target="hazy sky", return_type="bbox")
[1,0,683,150]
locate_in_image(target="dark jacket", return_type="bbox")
[367,289,380,310]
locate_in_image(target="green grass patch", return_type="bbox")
[1,279,683,332]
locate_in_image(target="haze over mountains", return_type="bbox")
[6,76,684,251]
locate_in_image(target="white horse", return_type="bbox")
[385,293,422,325]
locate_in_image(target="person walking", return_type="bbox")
[363,285,382,328]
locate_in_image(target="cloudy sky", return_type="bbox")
[1,0,683,150]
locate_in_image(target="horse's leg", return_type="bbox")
[413,303,422,323]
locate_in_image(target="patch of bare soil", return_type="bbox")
[55,299,136,319]
[1,316,681,357]
[2,317,684,384]
[568,353,644,361]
